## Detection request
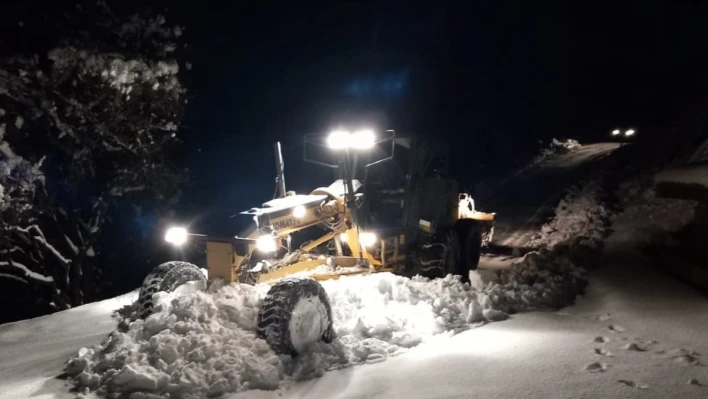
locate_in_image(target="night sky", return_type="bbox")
[9,1,708,236]
[165,1,708,236]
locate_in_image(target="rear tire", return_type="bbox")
[416,228,462,280]
[257,277,334,356]
[455,220,483,283]
[137,261,206,319]
[442,228,462,276]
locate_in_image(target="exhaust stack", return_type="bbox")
[274,141,286,198]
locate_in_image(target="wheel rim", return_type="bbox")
[288,295,329,353]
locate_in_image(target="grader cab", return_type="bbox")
[138,130,495,355]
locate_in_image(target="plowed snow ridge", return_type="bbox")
[67,260,589,398]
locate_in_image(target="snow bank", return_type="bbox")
[532,138,582,166]
[67,264,596,398]
[67,273,513,398]
[550,138,581,151]
[487,248,588,314]
[613,177,697,245]
[528,178,611,249]
[655,161,708,189]
[487,148,625,314]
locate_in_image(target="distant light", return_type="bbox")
[256,235,277,253]
[611,129,621,136]
[165,227,188,246]
[350,130,376,149]
[327,130,350,149]
[292,205,306,218]
[625,129,635,136]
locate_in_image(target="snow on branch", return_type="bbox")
[0,260,54,283]
[64,235,79,255]
[0,272,28,284]
[10,225,72,265]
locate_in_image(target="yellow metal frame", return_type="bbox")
[257,255,372,283]
[343,227,382,269]
[301,232,336,252]
[206,241,235,282]
[203,190,494,285]
[257,258,327,283]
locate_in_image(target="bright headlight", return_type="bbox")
[165,227,188,246]
[625,129,635,136]
[256,235,278,253]
[327,129,375,150]
[339,231,377,247]
[327,130,350,149]
[350,130,375,149]
[359,232,377,247]
[611,129,620,136]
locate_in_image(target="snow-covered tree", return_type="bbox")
[0,2,188,316]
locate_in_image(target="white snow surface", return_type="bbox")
[4,243,708,399]
[0,291,137,399]
[58,238,594,399]
[235,246,708,399]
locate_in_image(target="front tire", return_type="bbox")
[137,261,206,319]
[257,277,334,356]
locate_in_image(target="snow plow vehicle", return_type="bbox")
[139,130,495,355]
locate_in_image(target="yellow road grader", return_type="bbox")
[138,130,495,355]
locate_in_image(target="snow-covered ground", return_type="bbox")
[4,241,707,399]
[2,141,708,399]
[234,237,708,399]
[0,292,137,399]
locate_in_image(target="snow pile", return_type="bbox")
[550,137,581,151]
[487,152,625,314]
[528,178,611,249]
[532,138,582,165]
[66,273,506,398]
[487,248,588,314]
